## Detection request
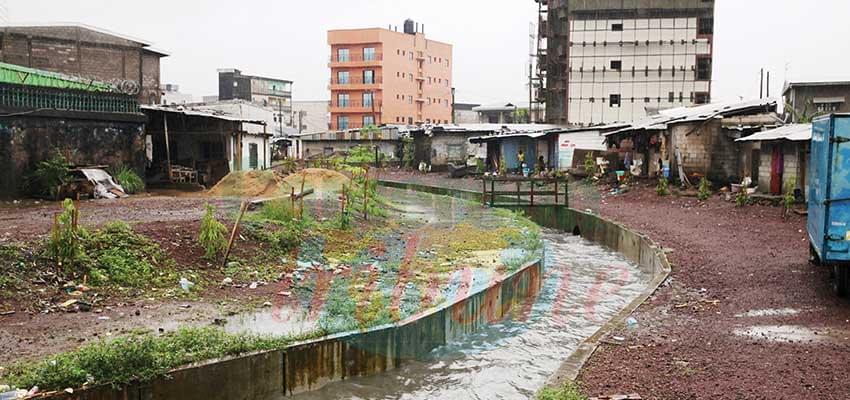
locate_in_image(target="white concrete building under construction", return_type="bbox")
[536,0,715,126]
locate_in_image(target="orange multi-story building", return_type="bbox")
[328,20,453,131]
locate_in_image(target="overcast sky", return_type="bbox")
[7,0,850,105]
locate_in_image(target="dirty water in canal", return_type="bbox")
[229,187,650,399]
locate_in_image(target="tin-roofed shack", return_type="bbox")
[141,105,269,187]
[0,62,145,198]
[468,124,618,173]
[291,126,401,161]
[604,99,779,183]
[737,123,812,198]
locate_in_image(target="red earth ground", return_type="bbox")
[383,172,850,400]
[0,193,301,364]
[3,173,850,400]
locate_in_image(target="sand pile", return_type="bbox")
[283,168,350,198]
[207,170,291,198]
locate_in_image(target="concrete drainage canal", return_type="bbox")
[234,186,656,399]
[290,228,650,399]
[19,183,666,400]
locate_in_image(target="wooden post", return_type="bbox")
[341,184,347,216]
[482,178,487,206]
[163,114,172,181]
[222,200,249,268]
[363,172,369,221]
[291,187,296,211]
[299,175,306,220]
[530,179,535,206]
[554,179,559,206]
[490,180,495,207]
[516,181,521,205]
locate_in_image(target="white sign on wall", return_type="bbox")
[558,134,577,170]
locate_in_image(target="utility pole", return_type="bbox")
[766,71,770,99]
[760,68,764,99]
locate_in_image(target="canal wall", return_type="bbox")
[38,237,544,399]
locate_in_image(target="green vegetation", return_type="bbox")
[498,155,507,176]
[42,201,176,288]
[0,327,323,393]
[584,152,596,179]
[29,151,72,199]
[199,204,228,260]
[245,199,313,252]
[698,177,712,201]
[735,188,750,207]
[784,179,797,217]
[656,177,670,196]
[111,165,145,194]
[87,222,172,288]
[47,199,86,271]
[537,382,587,400]
[402,136,415,169]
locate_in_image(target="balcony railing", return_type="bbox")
[0,83,140,114]
[333,121,379,130]
[330,53,384,63]
[330,100,382,109]
[330,77,383,85]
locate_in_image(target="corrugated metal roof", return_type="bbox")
[140,105,267,125]
[0,62,114,92]
[605,98,778,137]
[736,124,812,142]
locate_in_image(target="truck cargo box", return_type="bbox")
[808,114,850,295]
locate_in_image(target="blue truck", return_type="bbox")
[808,114,850,296]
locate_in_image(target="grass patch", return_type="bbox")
[86,222,175,288]
[537,382,588,400]
[110,165,145,194]
[0,327,323,392]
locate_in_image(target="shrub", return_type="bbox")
[537,382,587,400]
[111,165,145,194]
[199,204,228,259]
[698,177,712,201]
[656,177,670,196]
[784,179,797,216]
[47,199,87,270]
[402,137,415,169]
[584,152,596,178]
[735,189,749,207]
[30,151,72,199]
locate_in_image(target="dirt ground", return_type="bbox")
[0,192,295,364]
[380,172,850,400]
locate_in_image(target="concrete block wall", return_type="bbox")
[671,120,736,181]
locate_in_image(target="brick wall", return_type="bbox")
[0,27,163,104]
[670,120,738,182]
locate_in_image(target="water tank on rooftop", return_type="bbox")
[404,19,415,34]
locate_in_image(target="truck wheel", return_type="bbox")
[809,243,822,266]
[833,266,850,297]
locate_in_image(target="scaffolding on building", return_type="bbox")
[533,0,569,125]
